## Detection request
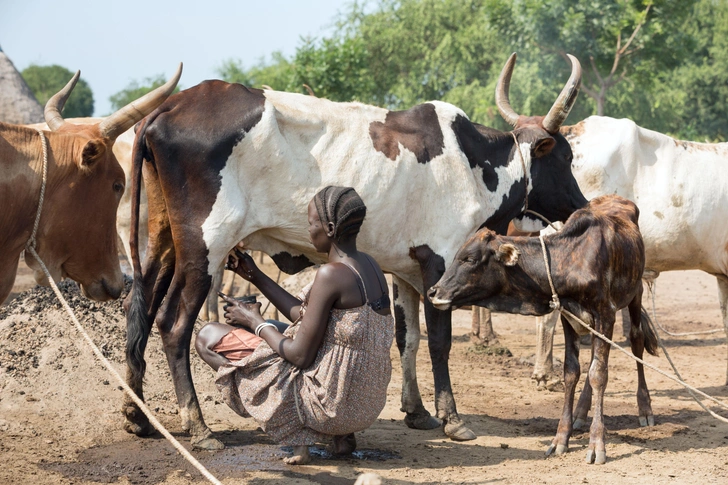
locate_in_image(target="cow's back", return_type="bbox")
[564,116,728,275]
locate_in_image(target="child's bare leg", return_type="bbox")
[283,446,310,465]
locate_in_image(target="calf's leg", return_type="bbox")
[547,315,580,456]
[628,291,654,427]
[585,314,614,465]
[393,276,441,431]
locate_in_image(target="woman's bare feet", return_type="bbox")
[283,445,311,465]
[332,433,357,455]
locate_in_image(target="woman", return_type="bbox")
[195,186,394,465]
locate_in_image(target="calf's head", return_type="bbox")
[25,65,181,301]
[427,229,518,310]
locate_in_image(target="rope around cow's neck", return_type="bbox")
[509,132,562,232]
[26,129,48,252]
[535,225,728,424]
[23,130,223,485]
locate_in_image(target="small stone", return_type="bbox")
[500,443,509,449]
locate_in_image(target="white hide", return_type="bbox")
[200,92,533,293]
[567,116,728,277]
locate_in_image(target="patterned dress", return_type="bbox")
[215,278,394,446]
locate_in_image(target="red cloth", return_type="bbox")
[212,328,264,361]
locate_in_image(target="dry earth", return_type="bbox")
[2,255,728,485]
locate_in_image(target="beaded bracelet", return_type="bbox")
[255,322,277,337]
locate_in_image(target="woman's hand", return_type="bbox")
[220,294,265,332]
[226,246,259,282]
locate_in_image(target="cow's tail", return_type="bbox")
[125,113,157,385]
[638,305,659,357]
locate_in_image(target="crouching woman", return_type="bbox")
[195,186,394,464]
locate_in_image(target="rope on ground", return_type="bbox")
[560,305,728,424]
[647,280,723,336]
[24,130,224,485]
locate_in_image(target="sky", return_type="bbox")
[1,0,354,116]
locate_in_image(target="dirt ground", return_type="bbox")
[2,255,728,485]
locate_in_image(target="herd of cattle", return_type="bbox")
[2,51,727,465]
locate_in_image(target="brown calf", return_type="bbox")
[428,195,658,464]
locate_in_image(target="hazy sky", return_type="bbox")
[1,0,353,115]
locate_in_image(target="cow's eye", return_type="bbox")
[461,257,475,264]
[113,182,124,193]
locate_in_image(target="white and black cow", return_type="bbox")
[123,53,587,449]
[530,116,728,388]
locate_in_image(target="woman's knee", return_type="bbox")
[195,322,227,353]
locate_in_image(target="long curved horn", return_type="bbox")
[99,62,183,140]
[542,54,582,134]
[495,52,520,127]
[44,70,80,131]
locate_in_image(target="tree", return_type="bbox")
[22,64,94,117]
[109,75,181,112]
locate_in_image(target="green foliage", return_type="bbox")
[108,75,181,113]
[216,0,728,140]
[22,64,94,117]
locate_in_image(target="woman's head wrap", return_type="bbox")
[313,186,367,241]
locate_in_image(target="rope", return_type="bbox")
[535,226,728,423]
[26,129,48,251]
[22,130,224,485]
[647,280,723,336]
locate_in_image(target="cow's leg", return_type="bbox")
[585,314,614,465]
[547,315,580,456]
[620,307,631,338]
[573,335,594,430]
[122,166,176,437]
[628,293,654,427]
[156,263,221,450]
[199,264,224,322]
[470,307,498,345]
[718,276,728,386]
[412,245,476,441]
[393,276,441,431]
[532,310,561,390]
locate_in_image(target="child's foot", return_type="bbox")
[332,433,357,455]
[283,445,311,465]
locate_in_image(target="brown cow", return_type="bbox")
[0,65,182,304]
[428,195,658,464]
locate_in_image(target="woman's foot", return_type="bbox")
[332,433,357,455]
[283,445,311,465]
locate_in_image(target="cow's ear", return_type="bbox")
[532,136,556,158]
[495,244,520,266]
[80,139,107,168]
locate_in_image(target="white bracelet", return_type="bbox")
[255,322,277,337]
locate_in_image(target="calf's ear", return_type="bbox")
[80,139,107,168]
[495,244,520,266]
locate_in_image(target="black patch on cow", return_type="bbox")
[394,303,408,356]
[270,252,315,275]
[369,103,444,164]
[409,245,446,292]
[452,116,513,192]
[478,182,523,235]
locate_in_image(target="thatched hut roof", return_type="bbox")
[0,45,44,124]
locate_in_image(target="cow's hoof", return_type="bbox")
[404,413,442,430]
[572,418,587,430]
[639,415,655,427]
[586,449,606,464]
[122,406,154,437]
[191,436,225,451]
[444,421,476,441]
[545,443,567,456]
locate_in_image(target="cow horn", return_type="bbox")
[495,53,520,127]
[44,70,81,131]
[98,62,183,140]
[542,54,582,134]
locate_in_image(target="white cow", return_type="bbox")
[531,116,728,387]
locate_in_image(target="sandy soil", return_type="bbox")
[1,255,728,485]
